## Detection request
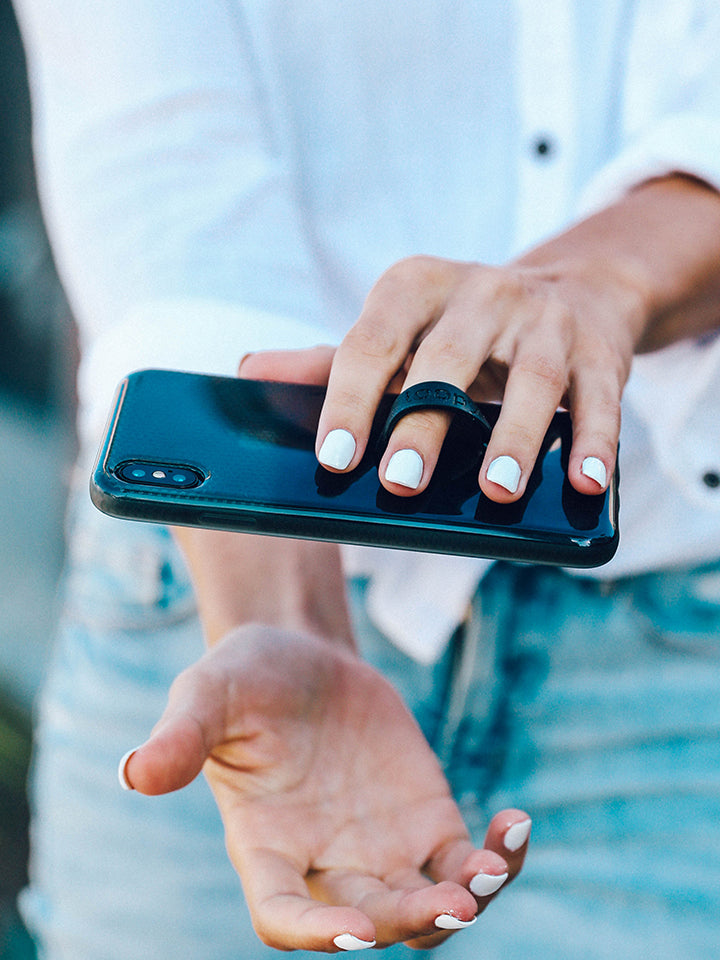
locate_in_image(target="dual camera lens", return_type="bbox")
[117,461,205,489]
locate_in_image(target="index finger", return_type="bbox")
[316,257,450,473]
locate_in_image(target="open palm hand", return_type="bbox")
[123,626,530,951]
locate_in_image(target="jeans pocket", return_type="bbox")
[61,495,196,633]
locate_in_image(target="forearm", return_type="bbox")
[172,527,355,649]
[515,174,720,354]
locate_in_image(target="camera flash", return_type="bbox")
[152,470,167,479]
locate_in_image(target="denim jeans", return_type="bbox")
[20,495,720,958]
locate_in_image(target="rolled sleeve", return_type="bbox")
[577,0,720,214]
[578,113,720,216]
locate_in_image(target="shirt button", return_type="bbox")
[702,471,720,489]
[532,135,555,159]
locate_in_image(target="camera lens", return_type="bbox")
[118,461,205,489]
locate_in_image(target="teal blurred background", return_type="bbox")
[0,2,77,955]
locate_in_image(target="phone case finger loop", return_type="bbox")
[376,381,492,462]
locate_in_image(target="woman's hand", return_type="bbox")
[243,254,635,501]
[314,253,636,501]
[243,175,720,503]
[120,626,530,952]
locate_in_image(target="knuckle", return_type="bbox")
[485,266,525,302]
[342,315,403,362]
[514,353,566,393]
[375,254,457,303]
[328,383,376,418]
[583,419,620,452]
[577,337,632,389]
[385,253,442,283]
[501,421,537,452]
[591,400,621,435]
[572,405,620,455]
[420,330,471,367]
[490,414,538,455]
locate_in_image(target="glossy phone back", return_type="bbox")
[91,369,619,567]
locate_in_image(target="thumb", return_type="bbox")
[118,661,227,796]
[238,344,336,384]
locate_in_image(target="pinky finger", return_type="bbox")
[566,373,622,495]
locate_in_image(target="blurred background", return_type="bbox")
[0,1,77,956]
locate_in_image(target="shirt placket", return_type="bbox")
[513,0,578,252]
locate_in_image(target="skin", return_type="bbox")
[126,619,529,951]
[125,526,529,952]
[286,175,720,502]
[123,173,720,952]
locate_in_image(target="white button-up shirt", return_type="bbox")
[14,0,720,661]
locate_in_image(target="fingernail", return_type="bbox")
[581,456,607,488]
[318,429,356,470]
[486,456,521,493]
[385,449,424,489]
[118,748,138,791]
[333,933,377,951]
[504,818,532,852]
[434,914,477,930]
[469,871,508,897]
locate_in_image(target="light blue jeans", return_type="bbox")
[21,493,720,958]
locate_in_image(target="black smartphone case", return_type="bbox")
[91,369,619,567]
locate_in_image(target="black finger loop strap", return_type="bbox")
[377,380,492,454]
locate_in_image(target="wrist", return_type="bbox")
[512,249,651,358]
[172,527,356,650]
[513,224,655,355]
[516,174,720,354]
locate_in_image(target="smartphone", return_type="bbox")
[90,368,619,567]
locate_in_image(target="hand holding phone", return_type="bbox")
[91,369,619,567]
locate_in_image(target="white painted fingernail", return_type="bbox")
[333,933,377,951]
[118,748,139,791]
[469,871,508,897]
[318,429,356,470]
[486,456,521,493]
[504,818,532,852]
[385,449,424,489]
[581,456,607,488]
[434,914,477,930]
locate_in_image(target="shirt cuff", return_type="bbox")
[78,297,334,454]
[577,114,720,216]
